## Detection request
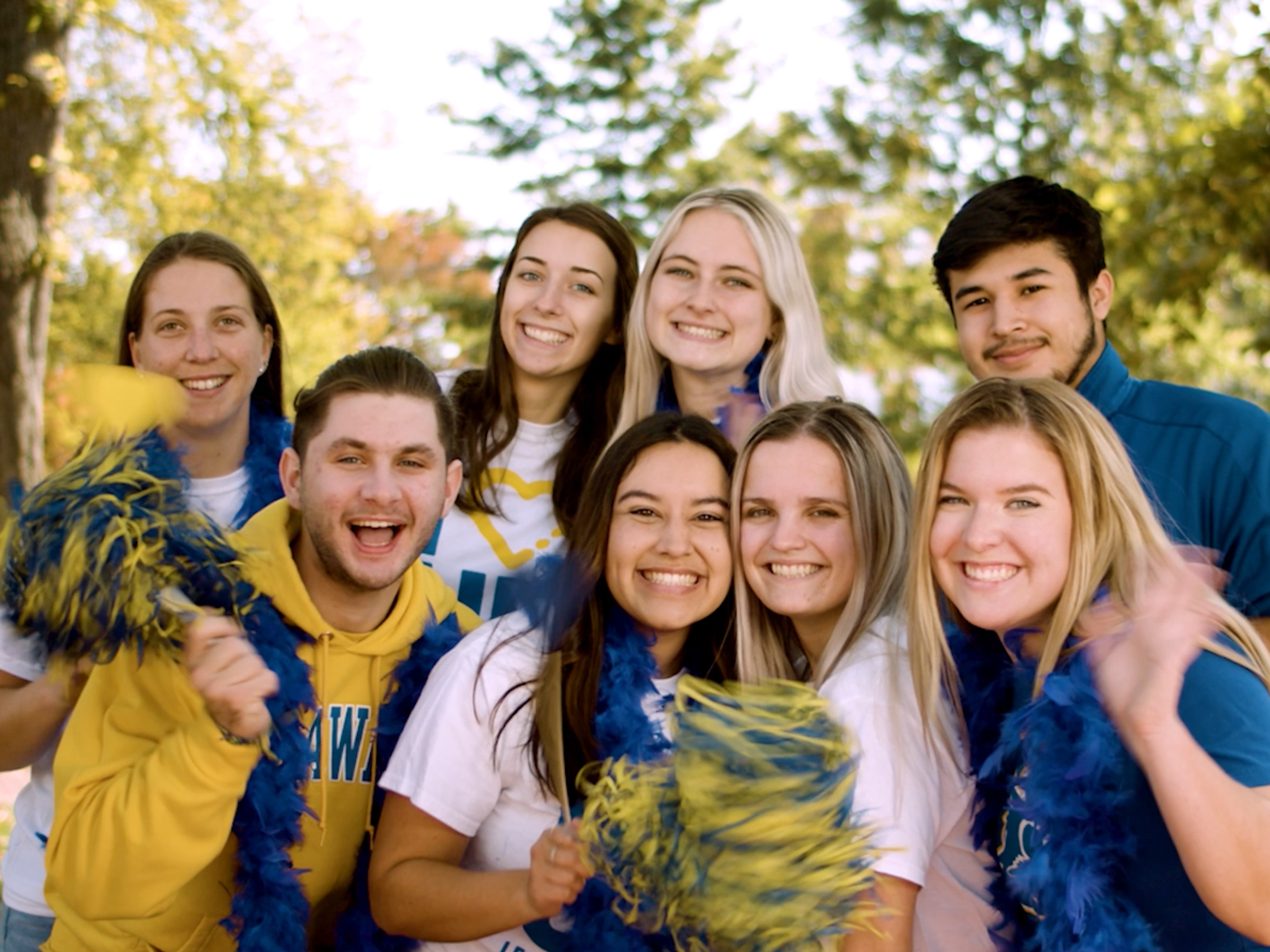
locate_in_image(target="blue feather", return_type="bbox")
[332,611,465,952]
[953,623,1162,952]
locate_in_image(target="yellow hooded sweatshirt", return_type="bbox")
[44,500,478,951]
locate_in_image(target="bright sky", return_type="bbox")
[251,0,850,231]
[252,0,1266,235]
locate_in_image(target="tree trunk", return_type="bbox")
[0,2,70,502]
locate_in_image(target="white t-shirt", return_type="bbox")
[0,612,55,916]
[423,418,571,621]
[186,466,250,527]
[820,615,997,952]
[0,473,249,917]
[380,613,678,951]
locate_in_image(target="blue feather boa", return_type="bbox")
[231,406,293,527]
[333,612,465,951]
[562,606,680,951]
[951,625,1160,951]
[517,554,690,950]
[137,405,291,529]
[215,591,466,952]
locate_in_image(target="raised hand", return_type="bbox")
[183,615,278,742]
[1075,549,1225,759]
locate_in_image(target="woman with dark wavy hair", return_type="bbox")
[428,204,639,621]
[371,413,736,949]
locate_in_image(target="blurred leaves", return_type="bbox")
[42,0,374,460]
[13,0,1269,476]
[448,0,746,243]
[456,0,1269,450]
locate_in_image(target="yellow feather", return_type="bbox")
[59,364,189,441]
[578,677,882,949]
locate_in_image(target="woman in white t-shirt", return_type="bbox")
[732,399,997,951]
[370,413,737,950]
[0,231,290,951]
[428,205,638,620]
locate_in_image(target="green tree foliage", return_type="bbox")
[798,0,1269,405]
[53,0,371,403]
[350,208,494,367]
[455,0,1268,453]
[450,0,744,242]
[2,0,377,476]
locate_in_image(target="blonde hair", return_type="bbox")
[613,187,843,437]
[908,377,1270,711]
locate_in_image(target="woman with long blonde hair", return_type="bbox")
[733,399,996,951]
[909,377,1270,950]
[613,187,842,443]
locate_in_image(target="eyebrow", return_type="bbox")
[618,489,729,508]
[516,254,605,283]
[951,266,1054,303]
[939,479,1055,497]
[327,437,438,459]
[149,303,251,318]
[742,495,847,507]
[661,253,761,281]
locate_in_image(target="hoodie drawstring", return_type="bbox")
[366,653,384,845]
[316,631,332,845]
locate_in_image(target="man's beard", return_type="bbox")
[1060,300,1099,386]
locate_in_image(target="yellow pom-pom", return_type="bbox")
[578,676,881,950]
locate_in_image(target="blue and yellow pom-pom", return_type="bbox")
[2,433,242,662]
[579,676,880,951]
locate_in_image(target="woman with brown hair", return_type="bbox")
[428,204,639,620]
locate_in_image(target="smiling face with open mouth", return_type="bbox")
[282,391,462,627]
[129,257,273,443]
[929,426,1072,640]
[646,207,773,391]
[498,219,619,410]
[604,440,732,662]
[739,435,857,660]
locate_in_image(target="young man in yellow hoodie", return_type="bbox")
[43,346,480,951]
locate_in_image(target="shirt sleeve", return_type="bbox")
[1178,646,1270,788]
[823,645,943,887]
[45,648,260,921]
[1209,406,1270,618]
[0,611,45,682]
[380,623,533,837]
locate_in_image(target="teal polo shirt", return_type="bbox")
[1077,344,1270,617]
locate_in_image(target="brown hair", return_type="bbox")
[501,413,736,799]
[450,203,638,537]
[291,346,454,462]
[117,231,285,417]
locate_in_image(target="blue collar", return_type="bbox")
[655,350,766,420]
[1075,343,1135,417]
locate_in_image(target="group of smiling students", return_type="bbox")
[2,181,1269,952]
